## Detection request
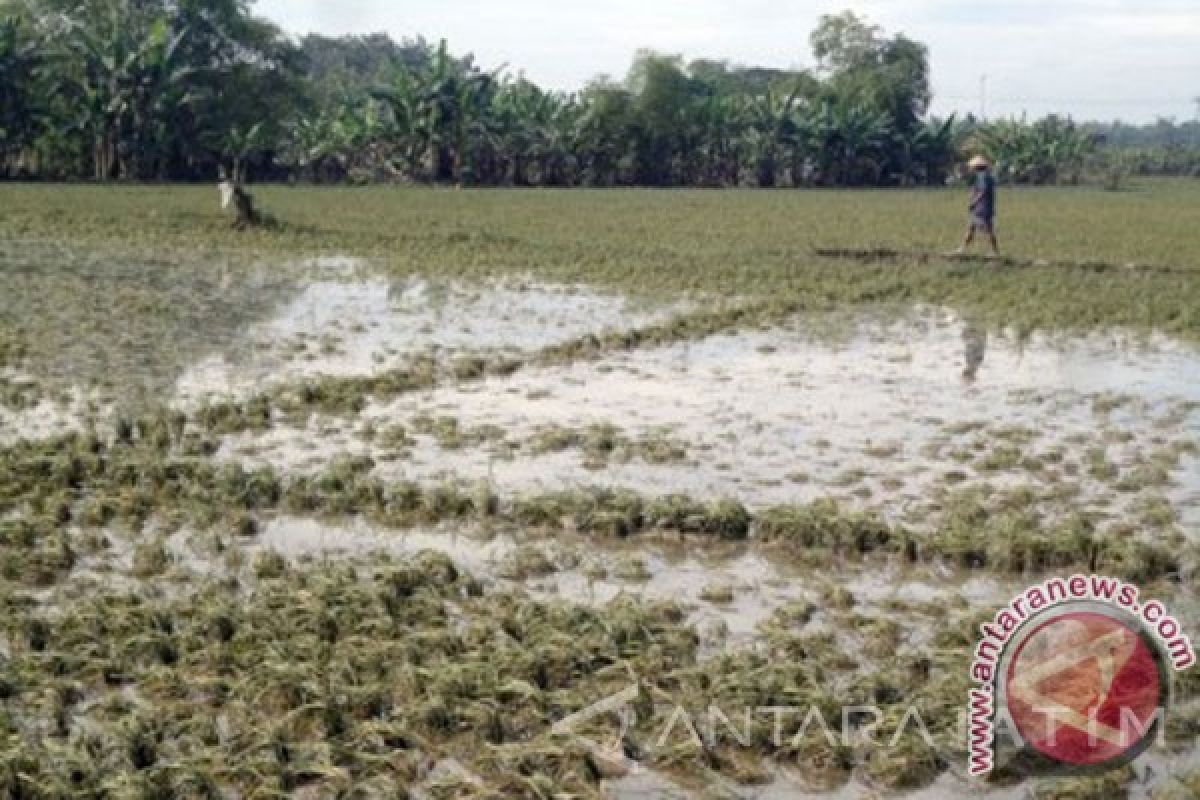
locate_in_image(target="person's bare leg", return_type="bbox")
[986,228,999,256]
[953,226,975,254]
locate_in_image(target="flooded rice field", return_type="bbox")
[212,295,1200,537]
[2,250,1199,798]
[176,257,691,406]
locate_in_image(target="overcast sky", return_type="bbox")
[254,0,1199,124]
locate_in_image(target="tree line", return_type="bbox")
[1,1,1194,186]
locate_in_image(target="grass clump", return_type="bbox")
[699,584,736,604]
[497,546,558,580]
[756,500,892,558]
[528,423,688,467]
[645,495,751,540]
[131,538,172,577]
[1033,765,1135,800]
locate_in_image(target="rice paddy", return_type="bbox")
[0,181,1198,798]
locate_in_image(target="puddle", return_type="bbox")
[0,240,294,407]
[220,307,1200,532]
[0,368,110,445]
[175,274,688,405]
[251,516,794,642]
[231,515,1009,663]
[254,515,517,574]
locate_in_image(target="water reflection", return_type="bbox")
[961,321,988,384]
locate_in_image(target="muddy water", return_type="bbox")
[176,271,689,405]
[0,367,111,444]
[248,515,996,653]
[214,517,1195,800]
[0,240,295,407]
[220,306,1200,533]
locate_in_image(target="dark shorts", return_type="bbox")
[970,213,994,232]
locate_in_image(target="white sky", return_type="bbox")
[254,0,1200,124]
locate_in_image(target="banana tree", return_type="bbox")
[743,86,805,187]
[807,98,892,185]
[575,83,635,186]
[0,15,45,173]
[976,116,1095,185]
[54,0,191,179]
[371,69,428,180]
[895,114,958,185]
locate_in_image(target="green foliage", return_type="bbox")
[0,6,1187,187]
[2,5,963,187]
[969,115,1097,185]
[6,0,302,180]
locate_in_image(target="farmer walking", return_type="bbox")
[954,155,999,256]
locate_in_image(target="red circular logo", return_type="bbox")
[1004,609,1164,767]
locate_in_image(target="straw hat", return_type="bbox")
[968,155,991,169]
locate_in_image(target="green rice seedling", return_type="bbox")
[378,423,415,451]
[760,600,816,633]
[1134,493,1178,530]
[698,584,735,605]
[451,354,489,381]
[568,489,646,538]
[131,537,172,577]
[1114,461,1171,492]
[646,495,715,536]
[780,728,854,790]
[194,394,273,434]
[253,549,288,579]
[410,413,505,452]
[472,483,500,518]
[1085,446,1119,482]
[820,585,856,611]
[864,441,903,459]
[700,499,753,540]
[832,467,869,487]
[1091,392,1133,415]
[230,511,258,538]
[612,557,652,582]
[511,491,575,529]
[1093,535,1183,585]
[756,499,893,558]
[529,424,582,454]
[633,429,689,465]
[581,422,623,466]
[850,614,901,659]
[940,469,970,485]
[1033,765,1135,800]
[860,706,945,790]
[419,483,477,521]
[497,546,558,581]
[1102,428,1136,445]
[944,420,988,436]
[0,375,40,411]
[977,444,1024,472]
[1154,773,1200,800]
[946,445,975,463]
[1163,703,1200,751]
[991,424,1039,446]
[985,514,1097,575]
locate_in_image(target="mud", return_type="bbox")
[176,270,689,405]
[216,306,1200,534]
